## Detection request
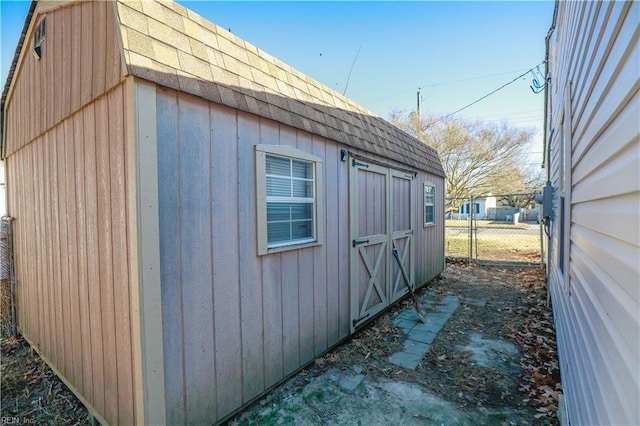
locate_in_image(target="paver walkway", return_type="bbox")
[388,294,461,370]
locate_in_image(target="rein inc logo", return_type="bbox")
[1,417,35,424]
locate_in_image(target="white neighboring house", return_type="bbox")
[544,1,639,425]
[457,194,496,220]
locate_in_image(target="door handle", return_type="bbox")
[352,239,370,247]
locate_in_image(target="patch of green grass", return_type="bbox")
[256,409,280,425]
[303,390,325,404]
[475,234,540,252]
[446,219,531,229]
[445,236,470,257]
[446,229,541,262]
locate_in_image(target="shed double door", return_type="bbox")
[349,158,415,331]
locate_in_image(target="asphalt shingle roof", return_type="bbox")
[117,0,444,176]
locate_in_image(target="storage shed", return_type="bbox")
[0,1,445,424]
[543,1,639,424]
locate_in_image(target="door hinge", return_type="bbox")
[352,313,370,327]
[352,159,369,168]
[352,238,370,247]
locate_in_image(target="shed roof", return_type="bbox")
[2,0,444,176]
[116,0,444,176]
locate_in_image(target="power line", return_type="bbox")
[465,109,542,120]
[366,68,531,106]
[425,68,532,88]
[442,62,543,119]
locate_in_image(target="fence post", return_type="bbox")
[1,216,16,337]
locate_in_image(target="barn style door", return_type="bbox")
[390,170,415,303]
[349,158,414,331]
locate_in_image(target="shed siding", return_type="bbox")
[156,86,444,424]
[547,1,639,424]
[5,83,136,425]
[3,1,124,157]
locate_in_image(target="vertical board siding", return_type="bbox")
[3,1,123,157]
[311,137,328,357]
[156,88,186,425]
[298,131,319,361]
[83,101,105,417]
[108,88,135,423]
[255,119,285,389]
[337,144,350,340]
[91,1,107,103]
[34,140,47,356]
[178,94,217,424]
[73,111,93,401]
[95,90,119,423]
[6,83,136,425]
[51,125,64,372]
[157,87,444,424]
[238,114,265,403]
[211,105,242,419]
[279,127,301,376]
[547,1,640,424]
[64,118,82,392]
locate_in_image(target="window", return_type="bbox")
[424,183,435,225]
[33,16,46,60]
[256,145,323,255]
[460,203,480,215]
[34,16,47,45]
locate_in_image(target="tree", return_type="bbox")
[389,111,542,208]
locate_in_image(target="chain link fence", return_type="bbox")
[1,216,16,337]
[445,194,544,266]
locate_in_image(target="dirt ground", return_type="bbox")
[1,262,560,425]
[228,262,561,425]
[0,336,91,425]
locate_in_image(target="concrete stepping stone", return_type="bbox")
[389,294,460,370]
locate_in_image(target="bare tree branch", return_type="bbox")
[390,112,542,202]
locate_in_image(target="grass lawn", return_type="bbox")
[445,219,532,229]
[446,227,542,262]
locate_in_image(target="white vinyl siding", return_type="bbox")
[546,1,640,424]
[256,144,324,255]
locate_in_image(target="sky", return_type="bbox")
[1,1,555,166]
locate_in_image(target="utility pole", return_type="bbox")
[417,87,422,117]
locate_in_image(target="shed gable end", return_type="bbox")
[2,0,125,157]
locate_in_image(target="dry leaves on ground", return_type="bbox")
[1,336,91,425]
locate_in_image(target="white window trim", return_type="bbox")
[34,16,47,47]
[423,182,436,227]
[255,144,324,255]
